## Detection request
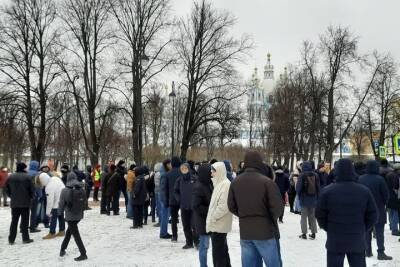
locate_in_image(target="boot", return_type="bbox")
[60,250,66,257]
[182,244,193,249]
[74,254,88,261]
[308,233,316,240]
[30,228,41,233]
[299,234,307,240]
[56,231,65,237]
[22,239,34,244]
[42,233,56,240]
[377,252,392,260]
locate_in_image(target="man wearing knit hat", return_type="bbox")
[6,162,35,245]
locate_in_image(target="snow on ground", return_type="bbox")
[0,205,399,267]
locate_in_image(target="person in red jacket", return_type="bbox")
[0,166,9,206]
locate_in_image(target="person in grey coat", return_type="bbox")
[58,172,87,261]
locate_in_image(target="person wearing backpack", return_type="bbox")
[58,172,87,261]
[296,161,320,240]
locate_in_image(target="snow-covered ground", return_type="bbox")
[0,205,399,267]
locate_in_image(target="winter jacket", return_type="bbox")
[223,160,233,181]
[92,168,101,188]
[296,161,320,208]
[102,171,114,195]
[274,170,290,197]
[316,170,328,188]
[58,172,85,221]
[132,168,147,206]
[118,166,127,192]
[174,172,196,210]
[380,165,393,179]
[228,151,284,240]
[358,160,390,225]
[192,164,213,235]
[385,170,400,209]
[6,171,35,208]
[165,157,182,207]
[154,163,163,194]
[316,159,378,253]
[159,166,168,205]
[146,173,155,198]
[206,162,233,234]
[0,169,8,188]
[39,173,65,215]
[126,170,136,192]
[85,166,94,187]
[28,160,42,201]
[107,171,121,197]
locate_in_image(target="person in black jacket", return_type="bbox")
[84,165,93,210]
[131,167,147,229]
[385,167,400,236]
[359,160,391,260]
[316,158,378,267]
[6,162,35,245]
[175,163,198,249]
[116,160,128,214]
[102,165,116,215]
[107,163,124,216]
[144,167,155,224]
[165,156,182,242]
[274,166,290,223]
[192,164,213,267]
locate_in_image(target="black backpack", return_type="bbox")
[68,186,86,213]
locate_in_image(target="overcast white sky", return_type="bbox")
[172,0,400,79]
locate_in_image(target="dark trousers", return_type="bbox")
[150,195,156,222]
[29,197,39,229]
[93,187,99,201]
[106,192,119,214]
[288,190,296,212]
[366,223,385,253]
[170,205,180,239]
[144,201,150,224]
[61,221,86,255]
[85,185,91,208]
[181,209,199,246]
[279,193,285,221]
[327,251,366,267]
[133,205,144,227]
[100,192,107,213]
[210,232,231,267]
[9,207,30,243]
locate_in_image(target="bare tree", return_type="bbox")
[175,0,252,159]
[109,0,173,165]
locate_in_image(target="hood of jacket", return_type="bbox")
[243,151,265,173]
[366,160,379,175]
[154,162,163,173]
[29,160,40,171]
[335,159,358,182]
[197,164,212,185]
[135,166,146,176]
[171,156,182,168]
[211,162,227,185]
[39,173,51,187]
[66,172,81,187]
[301,161,313,172]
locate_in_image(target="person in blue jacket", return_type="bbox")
[358,160,392,260]
[316,158,378,267]
[28,160,42,233]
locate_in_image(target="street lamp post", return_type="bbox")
[169,81,176,157]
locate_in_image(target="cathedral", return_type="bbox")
[240,53,276,147]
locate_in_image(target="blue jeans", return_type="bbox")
[241,238,282,267]
[49,208,65,234]
[160,201,170,237]
[127,192,133,218]
[388,209,399,234]
[199,235,210,267]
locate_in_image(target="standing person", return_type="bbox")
[228,151,284,267]
[100,165,110,214]
[358,160,392,260]
[38,164,51,228]
[206,162,233,267]
[145,167,156,224]
[116,160,128,215]
[223,160,234,181]
[274,166,290,223]
[316,162,328,188]
[126,164,136,219]
[159,159,172,239]
[0,166,9,206]
[102,164,116,215]
[153,162,163,227]
[131,167,147,229]
[39,173,65,239]
[59,172,87,261]
[192,164,213,267]
[385,166,400,236]
[237,161,245,176]
[288,171,299,214]
[165,156,182,242]
[296,161,320,240]
[107,163,122,216]
[6,162,35,245]
[28,160,42,233]
[316,158,378,267]
[84,166,94,210]
[175,163,198,249]
[60,163,69,185]
[91,164,101,202]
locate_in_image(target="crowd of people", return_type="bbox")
[1,152,399,267]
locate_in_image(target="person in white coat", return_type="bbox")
[206,162,233,267]
[39,173,66,239]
